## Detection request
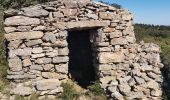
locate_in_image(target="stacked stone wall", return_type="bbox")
[3,0,164,99]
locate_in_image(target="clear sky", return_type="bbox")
[96,0,170,26]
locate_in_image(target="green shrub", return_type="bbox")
[87,81,105,95]
[86,81,107,100]
[58,82,81,100]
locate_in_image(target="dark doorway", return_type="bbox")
[67,30,95,88]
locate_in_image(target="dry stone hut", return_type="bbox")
[3,0,164,99]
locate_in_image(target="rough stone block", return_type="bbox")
[34,79,61,91]
[8,57,22,72]
[53,56,69,63]
[98,51,125,63]
[5,31,44,41]
[4,16,40,26]
[66,20,110,29]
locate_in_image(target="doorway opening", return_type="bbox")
[67,29,96,88]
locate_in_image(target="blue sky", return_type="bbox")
[96,0,170,25]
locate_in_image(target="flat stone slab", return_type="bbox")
[98,51,125,63]
[10,86,33,96]
[4,16,40,26]
[22,6,49,17]
[34,79,61,91]
[66,20,110,29]
[5,31,44,41]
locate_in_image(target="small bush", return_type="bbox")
[86,81,107,100]
[58,82,81,100]
[87,81,105,95]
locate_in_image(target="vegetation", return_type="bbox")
[58,82,82,100]
[86,81,107,100]
[0,5,9,94]
[135,24,170,100]
[0,0,53,9]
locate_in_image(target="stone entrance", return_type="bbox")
[67,30,96,87]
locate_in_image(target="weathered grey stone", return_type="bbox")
[17,26,32,32]
[32,47,43,54]
[53,56,69,63]
[99,12,116,20]
[33,26,46,31]
[58,48,69,56]
[86,13,98,19]
[126,91,145,100]
[23,59,32,67]
[103,27,115,33]
[108,86,117,93]
[128,78,136,86]
[9,48,32,58]
[110,37,128,45]
[56,31,68,39]
[66,20,110,29]
[55,64,68,74]
[98,64,112,71]
[4,27,16,33]
[97,47,112,52]
[43,64,54,71]
[35,58,52,64]
[4,16,40,26]
[43,32,57,43]
[122,14,132,21]
[94,42,110,47]
[118,83,131,95]
[30,65,43,71]
[7,70,24,75]
[151,90,162,97]
[53,12,64,18]
[111,91,124,100]
[134,76,145,85]
[109,31,122,38]
[53,40,68,47]
[147,72,162,81]
[117,76,131,84]
[4,9,19,17]
[42,72,67,79]
[140,64,153,71]
[10,86,33,96]
[22,6,49,17]
[126,36,136,43]
[34,79,61,91]
[62,9,77,16]
[29,70,41,75]
[25,39,43,47]
[5,31,44,41]
[8,57,22,72]
[8,40,22,49]
[110,79,119,86]
[142,43,160,53]
[32,53,45,58]
[98,51,125,63]
[7,74,36,79]
[46,50,58,57]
